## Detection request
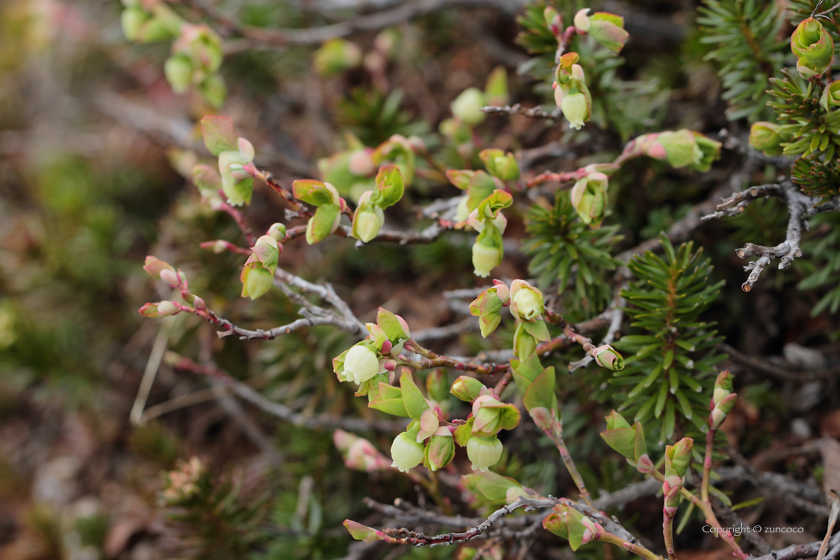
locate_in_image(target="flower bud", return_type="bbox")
[219,148,254,206]
[348,149,375,176]
[713,370,733,406]
[121,7,148,42]
[509,282,544,322]
[425,427,455,472]
[143,256,179,287]
[343,344,382,385]
[351,191,384,243]
[575,9,629,52]
[345,438,390,472]
[451,88,487,126]
[560,91,590,130]
[711,408,727,428]
[493,280,510,304]
[636,453,654,474]
[466,435,503,472]
[139,301,180,318]
[594,345,625,371]
[665,437,693,479]
[821,80,840,111]
[544,7,562,36]
[479,149,520,181]
[513,324,537,360]
[543,511,569,539]
[314,38,363,76]
[268,223,286,242]
[390,428,425,473]
[570,174,608,228]
[450,376,486,402]
[792,18,835,78]
[749,122,784,157]
[472,233,503,278]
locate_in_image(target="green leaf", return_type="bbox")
[306,204,340,244]
[400,371,429,420]
[523,366,555,413]
[293,180,336,207]
[201,115,238,156]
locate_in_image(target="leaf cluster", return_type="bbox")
[768,69,840,158]
[162,467,271,559]
[697,0,785,121]
[792,155,840,202]
[523,191,622,321]
[606,236,725,441]
[797,212,840,317]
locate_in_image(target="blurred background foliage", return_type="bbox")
[1,0,839,559]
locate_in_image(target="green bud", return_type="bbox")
[479,149,520,181]
[314,38,363,76]
[241,266,273,300]
[665,437,693,479]
[543,510,569,539]
[164,55,193,94]
[121,7,148,41]
[343,344,382,385]
[594,345,624,371]
[218,142,254,206]
[713,370,733,405]
[560,91,589,130]
[466,435,503,472]
[690,132,722,172]
[588,11,629,52]
[351,191,384,243]
[513,323,537,360]
[570,172,608,228]
[472,223,504,278]
[450,376,486,402]
[451,87,487,126]
[425,427,455,472]
[658,129,703,168]
[390,426,425,473]
[509,280,544,322]
[749,122,784,156]
[821,80,840,111]
[426,369,449,403]
[268,223,286,242]
[792,18,835,78]
[469,287,504,338]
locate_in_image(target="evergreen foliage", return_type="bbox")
[609,236,725,441]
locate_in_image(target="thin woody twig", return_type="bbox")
[481,104,561,120]
[169,355,404,432]
[176,0,527,48]
[718,343,840,382]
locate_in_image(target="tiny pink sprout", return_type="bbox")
[192,296,206,311]
[455,363,465,370]
[383,360,396,371]
[381,340,393,354]
[398,354,407,361]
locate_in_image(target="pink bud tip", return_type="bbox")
[381,340,393,354]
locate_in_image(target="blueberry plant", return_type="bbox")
[126,1,840,559]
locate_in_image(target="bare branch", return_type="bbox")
[169,355,404,432]
[718,343,840,382]
[177,0,528,48]
[701,180,839,291]
[481,104,561,120]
